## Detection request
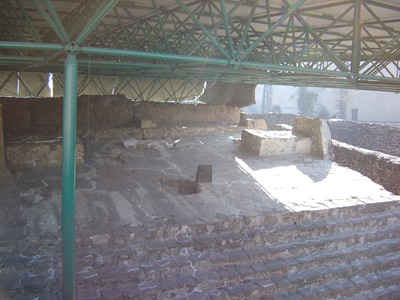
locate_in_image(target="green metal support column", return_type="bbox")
[62,53,78,300]
[351,0,362,73]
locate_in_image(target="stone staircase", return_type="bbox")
[75,201,400,300]
[1,201,400,299]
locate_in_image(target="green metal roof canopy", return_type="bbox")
[0,0,400,92]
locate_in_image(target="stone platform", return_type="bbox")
[1,133,399,299]
[240,129,312,156]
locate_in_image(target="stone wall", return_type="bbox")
[329,120,400,157]
[133,101,240,124]
[0,95,241,136]
[333,140,400,195]
[250,113,298,129]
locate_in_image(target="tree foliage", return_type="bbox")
[317,104,330,119]
[297,87,318,117]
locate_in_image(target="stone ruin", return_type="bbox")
[0,97,335,172]
[240,114,334,160]
[1,97,400,299]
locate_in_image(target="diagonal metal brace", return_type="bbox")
[284,0,349,73]
[240,0,305,60]
[176,0,231,59]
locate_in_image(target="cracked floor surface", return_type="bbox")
[1,133,399,243]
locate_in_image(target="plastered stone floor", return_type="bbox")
[1,132,399,243]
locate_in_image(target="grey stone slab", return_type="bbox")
[194,270,219,282]
[216,266,239,279]
[196,165,212,182]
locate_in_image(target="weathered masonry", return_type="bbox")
[1,97,400,299]
[1,1,400,299]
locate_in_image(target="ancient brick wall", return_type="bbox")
[0,95,240,136]
[133,101,240,124]
[333,140,400,195]
[329,120,400,157]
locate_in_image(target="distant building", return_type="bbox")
[245,85,400,126]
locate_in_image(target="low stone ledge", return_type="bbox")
[84,124,245,139]
[332,140,400,195]
[6,138,84,166]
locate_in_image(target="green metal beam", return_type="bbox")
[176,0,231,59]
[218,0,233,58]
[236,0,259,57]
[79,45,356,79]
[7,0,37,45]
[3,0,28,44]
[61,53,78,300]
[113,7,134,50]
[0,41,64,51]
[358,35,400,72]
[185,0,244,56]
[16,73,32,97]
[0,56,44,63]
[291,9,350,72]
[75,0,119,45]
[240,0,305,60]
[29,0,67,43]
[121,6,164,52]
[15,0,43,43]
[0,72,14,91]
[152,0,172,54]
[351,0,362,73]
[80,46,228,65]
[43,0,70,43]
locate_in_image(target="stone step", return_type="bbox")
[77,232,400,299]
[191,241,400,291]
[75,211,400,271]
[186,260,400,300]
[102,263,400,300]
[102,201,400,246]
[74,206,400,266]
[351,283,400,300]
[4,201,400,299]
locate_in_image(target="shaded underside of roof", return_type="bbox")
[0,0,400,93]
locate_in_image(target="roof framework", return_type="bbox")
[1,0,400,93]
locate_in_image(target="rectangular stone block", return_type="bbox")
[293,116,333,160]
[239,112,250,126]
[134,116,157,128]
[240,129,311,156]
[196,165,212,182]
